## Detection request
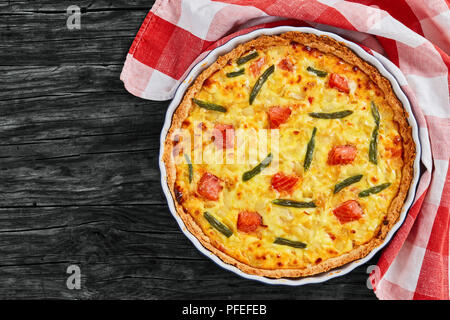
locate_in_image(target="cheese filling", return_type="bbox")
[172,44,403,270]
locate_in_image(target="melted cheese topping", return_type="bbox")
[173,44,403,270]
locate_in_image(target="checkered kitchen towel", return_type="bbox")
[120,0,450,299]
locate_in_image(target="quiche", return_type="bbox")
[163,32,415,278]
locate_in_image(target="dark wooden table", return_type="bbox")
[0,1,377,299]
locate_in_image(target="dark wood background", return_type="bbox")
[0,0,378,299]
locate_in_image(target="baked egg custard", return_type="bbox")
[163,32,415,278]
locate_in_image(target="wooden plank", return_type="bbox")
[1,65,141,100]
[0,64,169,207]
[0,205,378,299]
[1,86,169,206]
[1,1,151,66]
[2,0,151,9]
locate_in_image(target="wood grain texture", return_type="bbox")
[0,0,378,299]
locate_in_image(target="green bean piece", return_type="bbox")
[249,65,275,105]
[368,101,380,164]
[236,52,259,65]
[307,66,328,77]
[333,174,363,194]
[242,153,273,182]
[226,68,245,78]
[274,237,307,249]
[308,110,353,119]
[303,127,317,171]
[271,199,317,208]
[192,98,227,113]
[184,154,193,183]
[369,127,379,164]
[358,183,391,197]
[371,101,380,127]
[204,212,233,238]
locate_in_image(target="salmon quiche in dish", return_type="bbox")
[162,31,416,279]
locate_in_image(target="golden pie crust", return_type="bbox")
[162,32,415,278]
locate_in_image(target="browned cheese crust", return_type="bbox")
[162,32,415,278]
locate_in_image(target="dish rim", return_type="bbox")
[158,26,422,286]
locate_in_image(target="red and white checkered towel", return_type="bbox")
[120,0,450,300]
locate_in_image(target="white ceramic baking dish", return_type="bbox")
[159,26,421,286]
